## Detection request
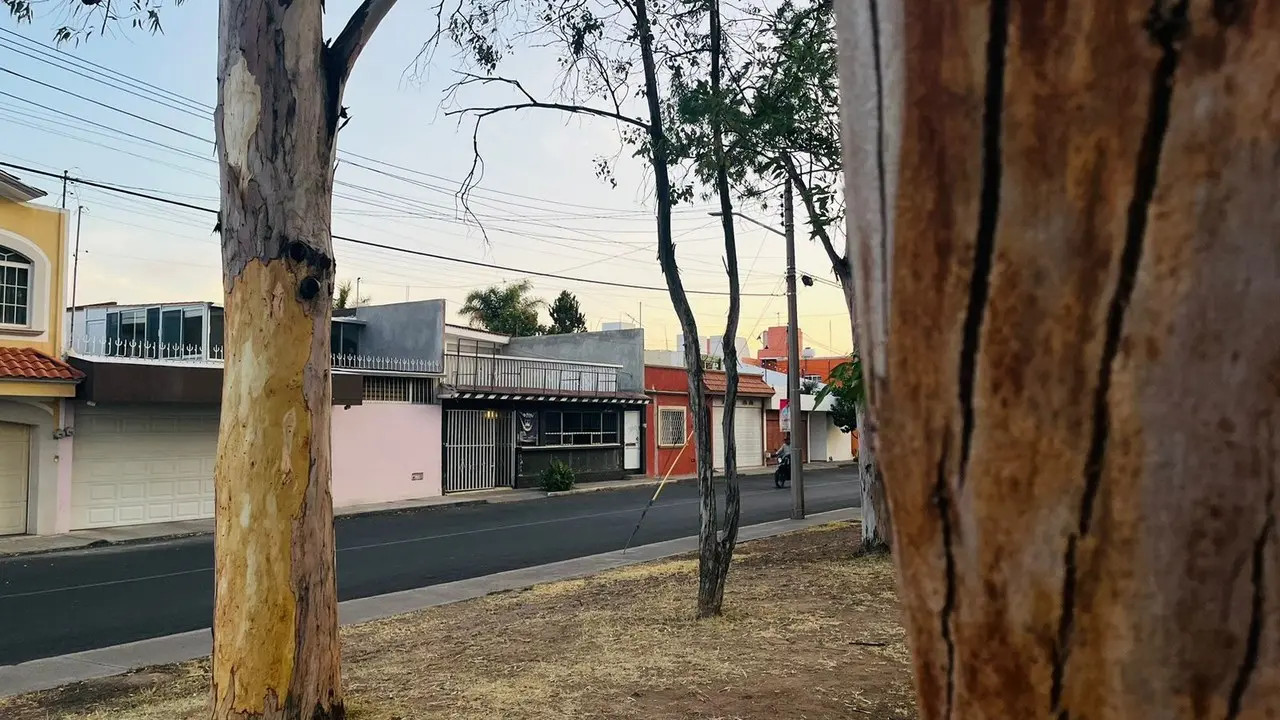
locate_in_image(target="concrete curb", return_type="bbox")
[0,507,859,698]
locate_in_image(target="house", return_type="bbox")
[756,365,855,465]
[644,363,774,478]
[61,298,446,530]
[435,325,650,489]
[0,170,83,536]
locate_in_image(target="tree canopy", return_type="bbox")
[546,290,587,334]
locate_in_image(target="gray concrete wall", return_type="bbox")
[352,300,446,366]
[504,328,645,391]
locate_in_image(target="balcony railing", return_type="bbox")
[68,338,442,374]
[444,351,620,394]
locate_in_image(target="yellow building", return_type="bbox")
[0,169,82,536]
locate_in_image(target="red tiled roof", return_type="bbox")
[0,347,84,382]
[703,371,775,397]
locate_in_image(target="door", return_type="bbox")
[72,405,218,529]
[808,413,829,462]
[0,422,29,535]
[623,410,641,470]
[443,409,515,492]
[713,402,765,470]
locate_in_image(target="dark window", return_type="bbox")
[182,312,204,356]
[105,311,120,355]
[209,308,225,358]
[330,323,360,356]
[161,309,183,358]
[145,307,161,358]
[0,245,31,327]
[542,410,621,446]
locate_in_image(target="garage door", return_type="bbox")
[0,422,29,535]
[72,405,218,529]
[713,402,764,470]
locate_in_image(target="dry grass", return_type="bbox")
[0,522,917,720]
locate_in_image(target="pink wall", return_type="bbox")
[331,403,442,507]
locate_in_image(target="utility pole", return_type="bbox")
[355,277,362,308]
[68,205,84,348]
[784,174,804,519]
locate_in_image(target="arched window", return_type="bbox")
[0,245,32,327]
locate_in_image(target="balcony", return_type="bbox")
[68,338,442,375]
[444,352,620,394]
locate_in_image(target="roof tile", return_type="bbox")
[0,346,84,382]
[703,370,775,397]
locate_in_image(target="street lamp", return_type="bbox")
[708,182,804,519]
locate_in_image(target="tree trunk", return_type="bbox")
[631,0,720,619]
[705,0,742,618]
[836,0,1280,717]
[855,403,890,554]
[212,1,345,717]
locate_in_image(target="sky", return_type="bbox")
[0,0,855,357]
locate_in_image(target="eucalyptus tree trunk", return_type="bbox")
[212,0,393,717]
[854,403,889,553]
[838,0,1280,717]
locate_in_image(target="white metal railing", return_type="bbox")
[68,338,442,374]
[444,352,620,393]
[70,337,224,362]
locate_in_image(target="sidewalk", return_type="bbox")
[0,460,855,558]
[0,507,859,698]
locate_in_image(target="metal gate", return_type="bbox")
[444,409,515,492]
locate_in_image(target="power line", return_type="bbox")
[0,161,781,298]
[0,29,718,218]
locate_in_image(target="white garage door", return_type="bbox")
[712,402,764,470]
[0,422,29,536]
[72,405,218,529]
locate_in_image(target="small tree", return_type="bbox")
[814,355,887,552]
[546,291,588,334]
[460,280,544,336]
[333,280,370,309]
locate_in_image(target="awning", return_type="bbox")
[441,387,650,404]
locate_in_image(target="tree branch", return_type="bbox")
[329,0,401,85]
[444,73,650,130]
[783,154,850,286]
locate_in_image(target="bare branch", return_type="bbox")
[444,73,650,130]
[783,153,849,286]
[329,0,401,85]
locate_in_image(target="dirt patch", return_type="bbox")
[0,522,917,719]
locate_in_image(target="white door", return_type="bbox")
[623,410,641,470]
[712,403,764,470]
[808,413,829,462]
[72,405,218,529]
[0,422,29,535]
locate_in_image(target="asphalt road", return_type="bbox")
[0,468,857,665]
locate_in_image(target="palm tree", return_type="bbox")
[460,280,544,336]
[333,280,369,309]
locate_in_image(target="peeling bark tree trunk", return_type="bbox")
[854,403,890,553]
[836,0,1280,717]
[211,0,394,717]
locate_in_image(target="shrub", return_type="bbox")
[540,459,577,492]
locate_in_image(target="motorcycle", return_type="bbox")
[773,451,791,489]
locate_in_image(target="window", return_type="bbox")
[106,308,155,357]
[363,376,433,403]
[543,410,620,446]
[0,245,31,327]
[658,407,686,447]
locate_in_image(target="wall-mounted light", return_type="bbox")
[482,410,499,421]
[53,427,75,439]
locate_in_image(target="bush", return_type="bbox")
[540,459,577,492]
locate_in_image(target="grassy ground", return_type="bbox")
[1,522,917,719]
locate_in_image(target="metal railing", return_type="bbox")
[444,351,620,393]
[69,338,442,374]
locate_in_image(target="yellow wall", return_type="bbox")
[0,197,67,358]
[0,381,73,398]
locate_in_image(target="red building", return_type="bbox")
[644,365,776,478]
